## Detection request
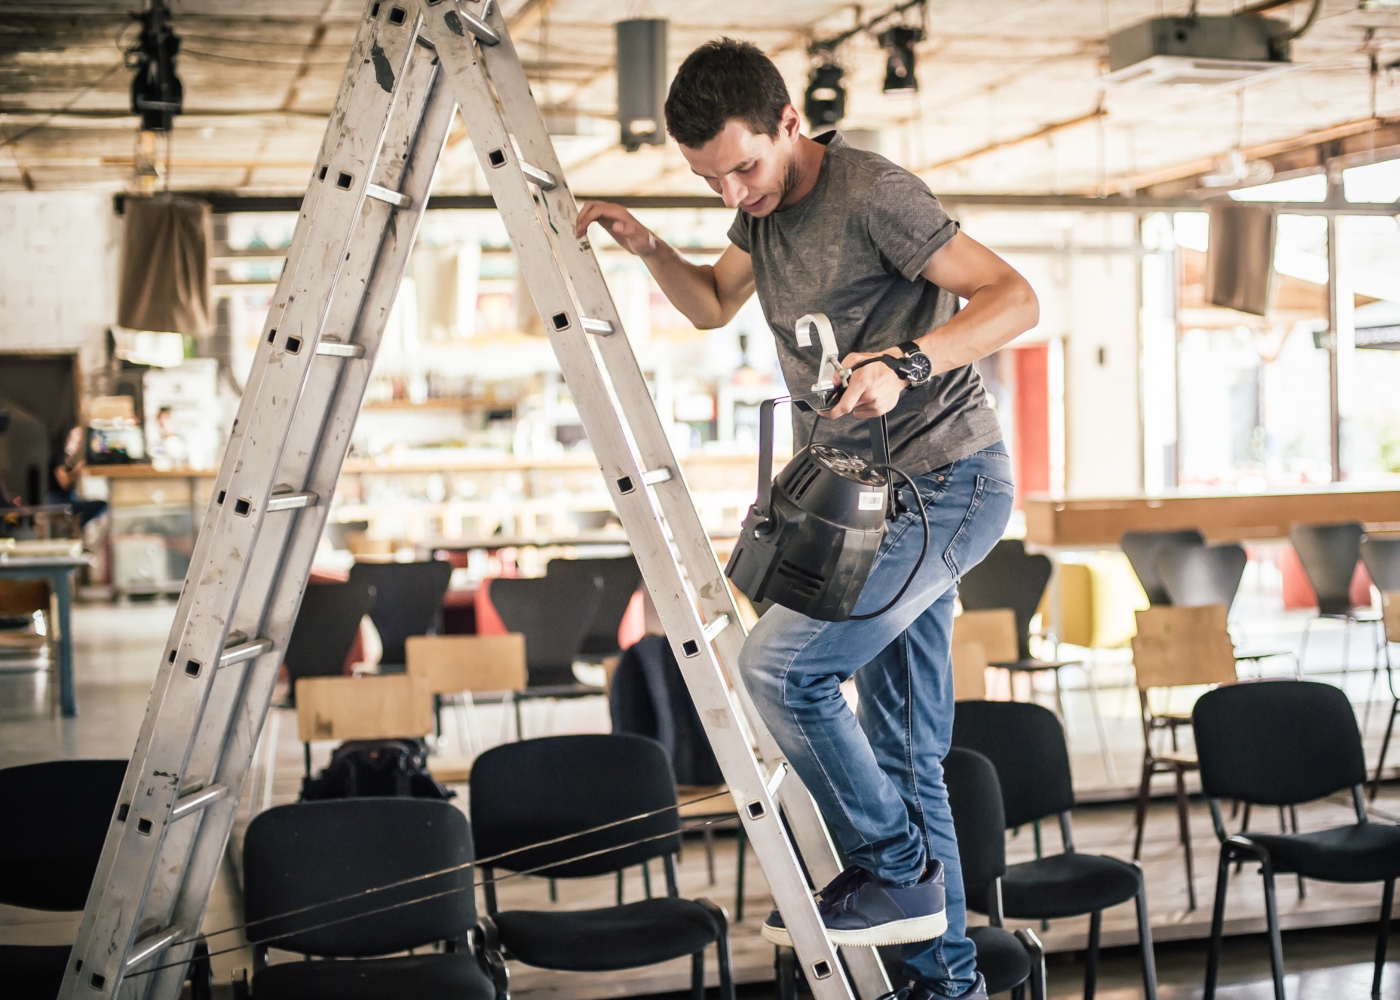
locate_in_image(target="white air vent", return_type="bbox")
[1103,15,1295,88]
[1102,54,1293,88]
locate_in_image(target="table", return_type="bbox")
[0,554,90,716]
[1024,486,1400,548]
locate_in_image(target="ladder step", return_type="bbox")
[641,467,672,486]
[266,491,318,512]
[171,784,228,820]
[125,927,182,970]
[520,161,557,191]
[766,761,788,798]
[365,183,411,208]
[315,340,365,358]
[455,7,499,45]
[702,614,730,643]
[580,317,615,335]
[220,638,273,668]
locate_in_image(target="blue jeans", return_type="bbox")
[738,441,1014,995]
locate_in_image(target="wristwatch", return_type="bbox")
[895,340,933,386]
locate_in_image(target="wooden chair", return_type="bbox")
[1129,604,1238,911]
[294,673,433,778]
[1371,590,1400,800]
[406,634,528,772]
[952,609,1011,702]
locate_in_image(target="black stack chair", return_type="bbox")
[943,746,1046,1000]
[1194,680,1400,1000]
[952,700,1158,1000]
[488,572,603,692]
[242,797,503,1000]
[470,733,735,999]
[0,760,213,1000]
[1290,522,1383,679]
[1155,542,1291,672]
[1121,529,1207,606]
[545,555,642,661]
[1362,534,1400,798]
[282,579,375,700]
[347,559,454,671]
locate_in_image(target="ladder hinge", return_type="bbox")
[641,467,672,486]
[366,183,411,209]
[125,927,182,970]
[267,491,318,512]
[171,784,228,820]
[580,317,615,335]
[220,638,273,668]
[701,614,730,643]
[315,340,365,358]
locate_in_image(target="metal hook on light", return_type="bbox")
[795,313,849,397]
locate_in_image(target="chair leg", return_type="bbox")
[1174,766,1197,911]
[735,823,747,923]
[1235,802,1252,875]
[1205,848,1232,999]
[1132,861,1160,1000]
[642,859,653,899]
[774,946,798,1000]
[549,878,557,903]
[1132,755,1154,861]
[1375,878,1394,1000]
[1261,858,1287,1000]
[1084,909,1102,1000]
[690,950,705,1000]
[715,912,735,1000]
[703,825,716,885]
[1016,927,1047,1000]
[1372,697,1399,800]
[1289,805,1305,899]
[616,870,624,906]
[1298,618,1315,677]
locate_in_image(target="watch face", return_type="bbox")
[902,352,933,384]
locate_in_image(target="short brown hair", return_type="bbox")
[664,38,791,148]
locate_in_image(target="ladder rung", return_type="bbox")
[365,183,411,208]
[520,161,556,190]
[171,784,228,820]
[580,317,615,335]
[267,491,318,512]
[220,638,273,668]
[702,614,730,643]
[766,761,788,797]
[641,467,672,486]
[456,8,499,45]
[125,927,182,970]
[315,340,365,358]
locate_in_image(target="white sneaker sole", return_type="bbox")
[759,910,948,948]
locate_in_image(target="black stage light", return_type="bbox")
[804,62,847,129]
[878,25,923,94]
[127,0,183,132]
[617,19,668,152]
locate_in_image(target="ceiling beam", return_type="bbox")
[918,106,1106,176]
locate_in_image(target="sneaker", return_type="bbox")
[760,861,948,948]
[880,976,987,1000]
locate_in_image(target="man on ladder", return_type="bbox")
[577,39,1038,1000]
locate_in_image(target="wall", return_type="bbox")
[0,191,121,377]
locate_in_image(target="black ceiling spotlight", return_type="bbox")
[617,19,668,152]
[878,25,923,93]
[127,0,183,132]
[803,59,847,130]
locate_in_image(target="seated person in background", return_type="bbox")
[149,406,189,468]
[48,425,108,528]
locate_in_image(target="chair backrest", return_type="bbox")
[469,733,681,878]
[1120,529,1206,605]
[1192,679,1367,806]
[1289,522,1363,616]
[952,608,1019,665]
[0,759,127,910]
[1155,543,1247,611]
[488,573,603,688]
[942,747,1006,916]
[406,633,527,695]
[1131,605,1238,691]
[295,674,433,743]
[950,641,987,701]
[347,560,454,667]
[951,700,1074,830]
[1361,535,1400,593]
[284,579,375,684]
[546,556,642,657]
[243,798,474,957]
[957,540,1052,661]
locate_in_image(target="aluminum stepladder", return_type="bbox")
[63,3,892,999]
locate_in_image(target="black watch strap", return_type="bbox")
[899,340,923,358]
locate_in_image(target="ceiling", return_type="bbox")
[1,0,1398,198]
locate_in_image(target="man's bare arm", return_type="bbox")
[575,200,754,329]
[826,232,1038,420]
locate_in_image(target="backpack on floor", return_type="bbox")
[300,739,455,801]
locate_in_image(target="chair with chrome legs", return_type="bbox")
[952,700,1158,1000]
[944,746,1046,1000]
[1194,680,1400,1000]
[1290,522,1383,680]
[1361,536,1400,798]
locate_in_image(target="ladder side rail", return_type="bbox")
[126,54,452,1000]
[465,11,890,995]
[427,10,857,998]
[62,14,428,1000]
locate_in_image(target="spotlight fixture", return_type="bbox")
[127,0,182,132]
[616,19,668,152]
[878,25,923,94]
[804,62,847,129]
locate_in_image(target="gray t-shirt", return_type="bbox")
[728,131,1002,476]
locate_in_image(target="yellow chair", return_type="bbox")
[1129,604,1238,910]
[406,633,528,778]
[294,673,434,777]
